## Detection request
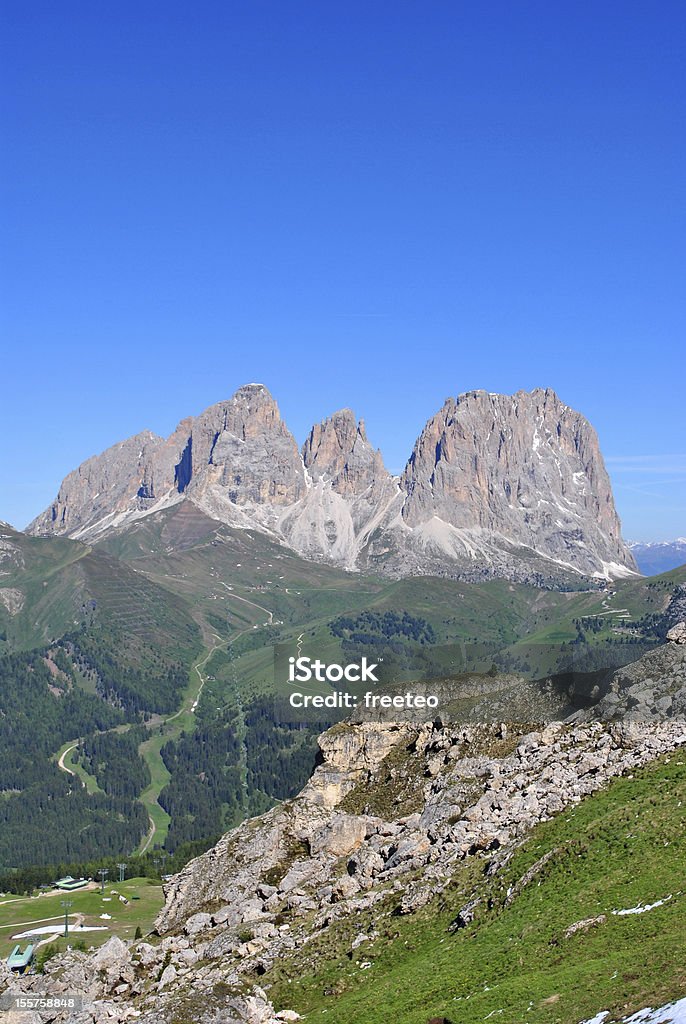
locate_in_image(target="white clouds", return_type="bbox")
[606,454,686,474]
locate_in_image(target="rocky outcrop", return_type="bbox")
[27,385,636,582]
[588,635,686,720]
[667,621,686,644]
[155,721,412,935]
[0,587,25,615]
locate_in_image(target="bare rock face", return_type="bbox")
[390,388,636,580]
[302,410,393,508]
[27,384,636,582]
[588,639,686,721]
[155,722,409,936]
[280,409,399,564]
[29,430,165,538]
[187,385,305,508]
[667,622,686,644]
[28,385,307,541]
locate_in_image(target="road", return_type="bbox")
[138,816,157,856]
[166,637,224,722]
[57,743,79,780]
[218,582,274,624]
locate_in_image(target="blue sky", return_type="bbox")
[2,1,684,540]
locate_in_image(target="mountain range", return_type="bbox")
[628,538,686,576]
[27,383,638,584]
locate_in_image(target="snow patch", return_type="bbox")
[592,561,641,582]
[580,997,686,1023]
[13,924,109,938]
[612,895,672,916]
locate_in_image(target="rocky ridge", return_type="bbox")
[27,384,637,583]
[3,640,685,1024]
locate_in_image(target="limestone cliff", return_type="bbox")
[27,384,637,582]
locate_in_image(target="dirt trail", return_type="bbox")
[57,744,78,778]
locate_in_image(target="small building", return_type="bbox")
[54,876,88,891]
[7,944,34,973]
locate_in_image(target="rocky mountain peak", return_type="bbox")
[222,383,284,440]
[30,430,166,537]
[191,384,287,460]
[302,409,390,499]
[277,409,398,564]
[26,383,637,582]
[185,385,305,512]
[395,386,636,580]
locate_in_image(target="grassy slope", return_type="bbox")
[0,525,200,666]
[7,507,684,671]
[521,567,686,648]
[0,528,92,650]
[196,568,686,704]
[267,753,686,1024]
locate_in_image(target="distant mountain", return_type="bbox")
[26,383,638,584]
[629,538,686,576]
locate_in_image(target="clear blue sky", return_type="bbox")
[2,1,684,540]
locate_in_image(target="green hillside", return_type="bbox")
[268,752,686,1024]
[0,524,199,661]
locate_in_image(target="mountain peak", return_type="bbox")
[301,409,390,498]
[26,383,637,582]
[233,381,273,400]
[397,385,636,580]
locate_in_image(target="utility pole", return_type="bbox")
[116,863,127,884]
[98,868,109,894]
[60,900,73,938]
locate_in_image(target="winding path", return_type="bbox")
[57,743,79,779]
[218,583,273,624]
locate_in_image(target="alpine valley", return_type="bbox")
[1,384,685,1024]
